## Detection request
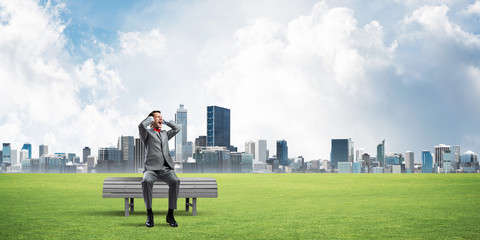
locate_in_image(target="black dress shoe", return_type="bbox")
[146,212,154,227]
[166,215,178,227]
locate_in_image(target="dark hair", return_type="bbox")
[148,110,161,117]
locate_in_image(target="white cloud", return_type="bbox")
[118,29,166,57]
[463,0,480,15]
[204,1,398,159]
[0,0,134,156]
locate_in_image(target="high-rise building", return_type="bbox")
[245,140,255,160]
[19,149,29,163]
[68,153,76,163]
[83,147,91,164]
[377,140,385,167]
[207,106,231,149]
[434,144,450,172]
[355,148,364,162]
[118,136,135,173]
[21,143,32,159]
[97,147,122,173]
[422,150,433,173]
[256,140,267,163]
[10,149,18,165]
[39,144,48,158]
[330,139,353,170]
[405,151,414,173]
[460,150,478,173]
[2,143,11,164]
[453,145,461,163]
[461,150,478,163]
[134,138,145,172]
[175,104,188,162]
[362,153,371,173]
[276,140,289,166]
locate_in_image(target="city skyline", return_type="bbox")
[1,1,480,161]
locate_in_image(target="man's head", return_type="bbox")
[149,110,163,129]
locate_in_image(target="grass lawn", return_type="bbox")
[0,173,479,239]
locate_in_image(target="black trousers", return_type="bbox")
[141,168,180,210]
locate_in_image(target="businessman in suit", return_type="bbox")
[139,110,181,228]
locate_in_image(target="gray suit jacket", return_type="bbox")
[138,116,181,171]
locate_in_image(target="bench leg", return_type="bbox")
[124,198,129,217]
[192,198,197,216]
[130,198,134,213]
[186,198,190,212]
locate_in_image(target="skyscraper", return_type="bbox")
[330,139,353,170]
[256,140,267,163]
[19,149,29,163]
[245,140,255,160]
[118,136,135,173]
[82,147,91,164]
[2,143,11,164]
[175,104,188,162]
[207,106,231,149]
[405,151,414,173]
[134,138,145,172]
[422,150,433,173]
[276,140,289,166]
[434,144,450,172]
[39,144,48,158]
[377,140,385,167]
[21,143,32,159]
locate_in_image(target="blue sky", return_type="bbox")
[1,0,480,162]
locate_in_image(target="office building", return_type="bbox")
[134,138,145,172]
[97,147,122,173]
[10,149,18,165]
[175,104,188,162]
[355,148,364,162]
[422,150,433,173]
[405,151,414,173]
[83,147,91,164]
[362,153,371,173]
[207,106,235,151]
[434,144,450,172]
[2,143,11,164]
[443,150,453,173]
[330,139,353,169]
[352,162,362,173]
[255,139,267,163]
[21,143,32,159]
[39,144,48,158]
[377,140,385,167]
[245,140,255,160]
[276,140,289,166]
[19,149,29,163]
[338,162,352,173]
[118,136,135,173]
[460,150,478,173]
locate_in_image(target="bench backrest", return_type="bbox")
[103,177,218,199]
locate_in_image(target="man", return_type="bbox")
[138,110,181,228]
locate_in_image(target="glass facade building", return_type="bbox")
[276,140,289,166]
[422,150,433,173]
[207,106,231,149]
[377,140,385,167]
[175,104,188,162]
[21,143,32,159]
[2,143,11,164]
[330,139,352,170]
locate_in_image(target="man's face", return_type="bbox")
[152,112,163,129]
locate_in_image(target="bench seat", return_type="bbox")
[103,177,217,216]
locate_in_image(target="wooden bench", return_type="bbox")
[102,177,218,217]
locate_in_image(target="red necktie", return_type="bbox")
[154,127,161,132]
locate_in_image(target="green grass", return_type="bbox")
[1,173,479,239]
